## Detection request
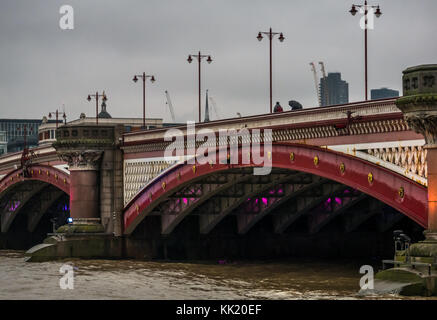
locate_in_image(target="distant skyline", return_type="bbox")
[0,0,436,122]
[319,72,349,107]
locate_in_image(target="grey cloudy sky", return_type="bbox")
[0,0,436,122]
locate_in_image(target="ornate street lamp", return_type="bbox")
[257,27,285,113]
[48,109,67,129]
[187,51,213,123]
[87,91,107,125]
[349,1,382,101]
[133,72,156,129]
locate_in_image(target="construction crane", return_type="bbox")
[319,61,329,106]
[309,62,321,107]
[164,90,176,122]
[208,95,221,120]
[319,61,327,78]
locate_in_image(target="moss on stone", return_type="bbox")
[396,94,437,106]
[25,236,124,262]
[43,236,59,244]
[375,268,423,283]
[56,224,104,234]
[409,242,437,258]
[413,256,435,264]
[53,139,114,149]
[399,282,428,296]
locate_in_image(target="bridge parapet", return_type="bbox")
[0,144,62,175]
[123,98,403,153]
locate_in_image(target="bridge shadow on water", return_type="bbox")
[0,193,69,250]
[127,205,425,262]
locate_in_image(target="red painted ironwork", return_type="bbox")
[0,164,70,195]
[123,143,427,234]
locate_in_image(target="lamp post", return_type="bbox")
[48,109,67,129]
[187,51,213,123]
[18,124,33,172]
[87,91,107,125]
[257,28,285,114]
[349,1,382,101]
[133,72,156,129]
[17,124,32,153]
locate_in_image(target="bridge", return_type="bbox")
[0,64,436,261]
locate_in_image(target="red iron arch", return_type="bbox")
[0,164,70,196]
[123,143,427,234]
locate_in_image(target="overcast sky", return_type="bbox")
[0,0,436,122]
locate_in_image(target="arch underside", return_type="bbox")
[124,144,428,235]
[0,165,70,235]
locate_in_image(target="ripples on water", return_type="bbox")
[0,250,433,300]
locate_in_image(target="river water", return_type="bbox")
[0,250,433,300]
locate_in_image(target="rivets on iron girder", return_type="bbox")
[339,163,346,174]
[313,156,319,166]
[192,165,197,174]
[398,186,405,199]
[368,172,373,184]
[162,182,166,190]
[289,152,295,162]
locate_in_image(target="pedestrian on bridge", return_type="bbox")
[273,101,283,113]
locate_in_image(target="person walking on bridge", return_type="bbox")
[273,101,283,113]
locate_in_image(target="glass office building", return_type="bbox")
[319,72,349,107]
[0,131,7,156]
[371,88,399,100]
[0,119,41,153]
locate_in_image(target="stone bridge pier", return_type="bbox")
[372,64,437,296]
[59,150,102,226]
[396,64,437,261]
[53,124,124,236]
[25,123,126,260]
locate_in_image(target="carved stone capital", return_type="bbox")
[58,150,103,170]
[404,112,437,147]
[397,64,437,148]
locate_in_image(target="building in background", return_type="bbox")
[38,117,63,146]
[0,119,41,153]
[371,88,399,100]
[319,72,349,107]
[3,101,182,153]
[0,131,7,155]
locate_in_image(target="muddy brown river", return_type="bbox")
[0,250,434,300]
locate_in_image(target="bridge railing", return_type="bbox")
[0,144,59,175]
[123,98,400,145]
